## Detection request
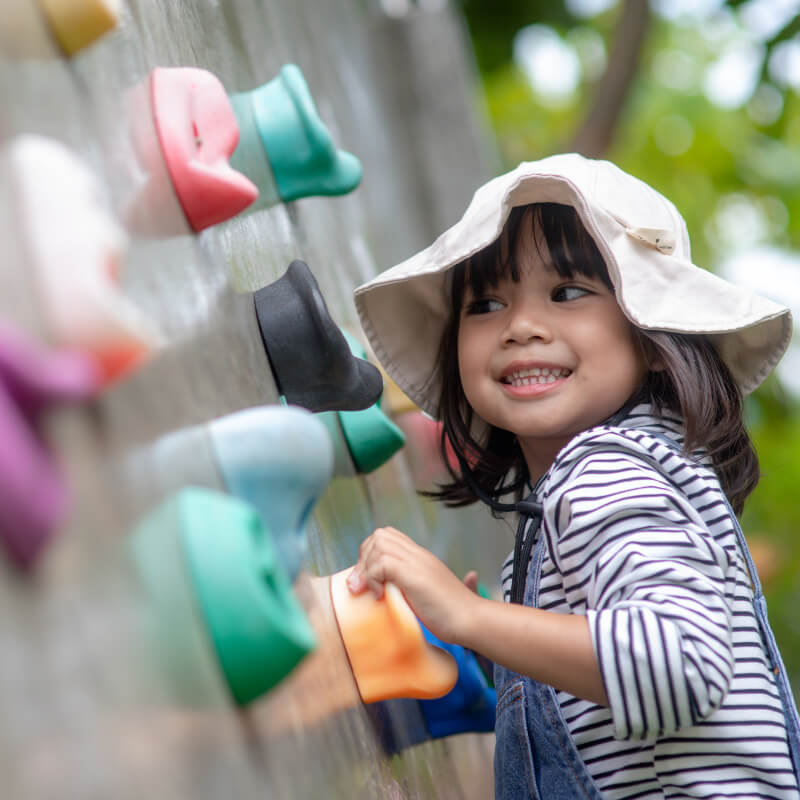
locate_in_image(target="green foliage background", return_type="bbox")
[458,0,800,688]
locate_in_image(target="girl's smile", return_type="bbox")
[499,362,572,396]
[457,227,648,479]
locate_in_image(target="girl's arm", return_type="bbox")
[461,593,608,705]
[347,526,609,706]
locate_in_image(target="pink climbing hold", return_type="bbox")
[150,67,259,232]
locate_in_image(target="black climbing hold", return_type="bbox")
[254,260,383,412]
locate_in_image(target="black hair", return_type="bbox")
[424,202,758,516]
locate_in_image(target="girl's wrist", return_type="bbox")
[452,590,490,650]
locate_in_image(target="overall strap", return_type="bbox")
[509,492,542,605]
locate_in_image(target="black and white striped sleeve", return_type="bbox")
[544,440,738,741]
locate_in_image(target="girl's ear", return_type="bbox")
[636,332,666,372]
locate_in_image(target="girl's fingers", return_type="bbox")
[346,568,367,594]
[348,527,412,597]
[348,529,384,594]
[346,528,474,642]
[463,570,479,593]
[365,573,386,600]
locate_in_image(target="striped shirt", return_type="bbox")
[501,404,799,799]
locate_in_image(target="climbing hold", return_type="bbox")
[418,624,496,738]
[150,67,259,231]
[230,64,361,207]
[0,323,100,568]
[132,488,317,706]
[254,260,382,412]
[3,0,59,58]
[316,330,405,474]
[7,135,160,385]
[38,0,119,55]
[208,405,334,581]
[337,403,405,474]
[337,331,405,472]
[329,566,457,703]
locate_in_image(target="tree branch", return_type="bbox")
[567,0,651,158]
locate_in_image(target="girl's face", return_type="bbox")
[457,220,648,479]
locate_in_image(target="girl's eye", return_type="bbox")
[552,285,591,302]
[465,297,504,315]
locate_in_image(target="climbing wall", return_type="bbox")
[0,1,516,798]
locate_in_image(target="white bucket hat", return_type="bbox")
[354,153,792,419]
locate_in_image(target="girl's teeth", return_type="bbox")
[505,367,570,387]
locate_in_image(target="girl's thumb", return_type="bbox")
[463,571,479,594]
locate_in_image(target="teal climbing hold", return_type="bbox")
[231,64,362,204]
[181,488,317,704]
[133,488,317,706]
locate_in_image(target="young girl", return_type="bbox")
[349,154,800,799]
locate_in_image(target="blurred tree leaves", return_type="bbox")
[458,0,800,260]
[460,0,582,72]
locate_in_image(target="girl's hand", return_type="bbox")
[346,527,480,644]
[347,533,607,705]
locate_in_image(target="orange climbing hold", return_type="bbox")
[329,567,458,704]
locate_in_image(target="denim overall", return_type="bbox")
[493,486,800,800]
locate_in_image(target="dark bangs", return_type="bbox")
[450,203,613,311]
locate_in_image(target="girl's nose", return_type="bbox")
[502,304,552,345]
